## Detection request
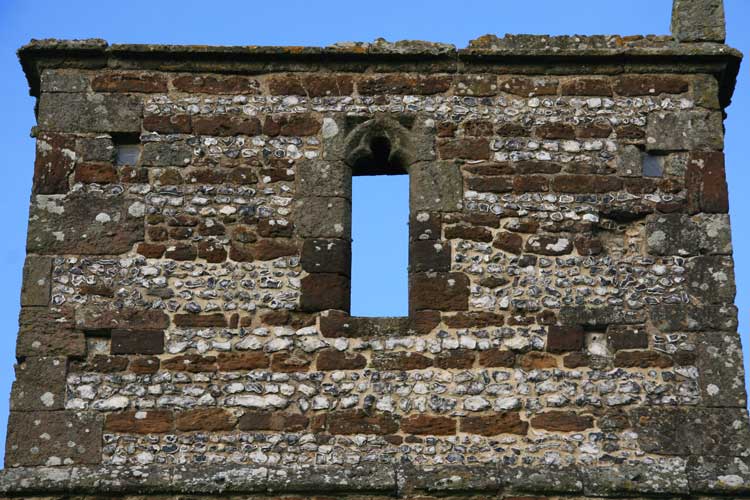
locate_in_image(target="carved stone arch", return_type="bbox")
[342,115,431,175]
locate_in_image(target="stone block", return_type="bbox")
[672,0,726,42]
[20,256,52,306]
[75,305,170,331]
[300,273,350,312]
[697,332,747,407]
[141,142,193,167]
[613,75,689,96]
[110,330,165,355]
[5,411,103,467]
[616,144,643,177]
[410,161,462,212]
[409,240,450,272]
[16,307,84,358]
[10,357,67,411]
[695,213,732,255]
[295,197,351,239]
[409,272,469,312]
[646,110,723,152]
[688,455,750,494]
[685,255,735,303]
[38,92,142,133]
[33,133,76,194]
[40,69,89,92]
[651,303,737,332]
[687,151,729,213]
[301,238,351,275]
[27,194,144,255]
[296,160,352,198]
[645,214,700,256]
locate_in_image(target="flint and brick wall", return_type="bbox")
[3,4,749,497]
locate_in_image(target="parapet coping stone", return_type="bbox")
[17,36,743,103]
[0,460,747,497]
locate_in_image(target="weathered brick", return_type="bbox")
[531,411,594,432]
[174,313,227,328]
[535,123,575,140]
[316,348,367,371]
[686,151,728,213]
[216,352,270,371]
[33,132,75,194]
[574,235,603,256]
[561,77,612,96]
[513,175,549,192]
[371,352,433,371]
[105,410,174,434]
[176,409,236,431]
[92,71,168,93]
[614,75,689,96]
[238,411,310,431]
[444,224,493,242]
[455,74,498,96]
[253,239,298,261]
[161,354,218,372]
[270,352,312,373]
[165,243,197,260]
[465,175,513,193]
[75,162,118,184]
[358,74,452,95]
[518,351,558,370]
[614,350,674,368]
[478,349,516,368]
[435,349,475,369]
[460,413,528,436]
[551,175,622,193]
[143,114,192,134]
[546,325,585,353]
[263,114,321,136]
[173,74,260,94]
[493,232,523,254]
[438,138,490,160]
[111,330,164,355]
[498,77,558,96]
[20,256,52,307]
[410,272,470,312]
[128,356,160,374]
[401,415,456,435]
[197,240,228,263]
[267,73,354,97]
[443,312,504,329]
[328,409,399,435]
[75,306,170,331]
[193,115,263,136]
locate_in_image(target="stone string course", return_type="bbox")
[3,2,749,497]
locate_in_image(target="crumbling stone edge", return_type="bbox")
[0,461,747,497]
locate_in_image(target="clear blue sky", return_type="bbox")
[0,0,747,465]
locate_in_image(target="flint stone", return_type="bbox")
[10,357,67,411]
[5,411,103,467]
[560,306,645,326]
[672,0,726,42]
[295,197,351,239]
[38,92,142,133]
[646,110,723,152]
[20,255,52,306]
[696,332,747,407]
[27,194,144,255]
[410,161,462,212]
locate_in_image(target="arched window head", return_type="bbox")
[344,116,413,176]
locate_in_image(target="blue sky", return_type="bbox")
[0,0,747,465]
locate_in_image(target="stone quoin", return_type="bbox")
[2,0,749,498]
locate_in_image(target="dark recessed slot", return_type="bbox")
[112,132,142,166]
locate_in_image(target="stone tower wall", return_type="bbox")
[2,1,748,497]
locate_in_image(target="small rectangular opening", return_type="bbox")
[113,133,141,166]
[351,174,409,317]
